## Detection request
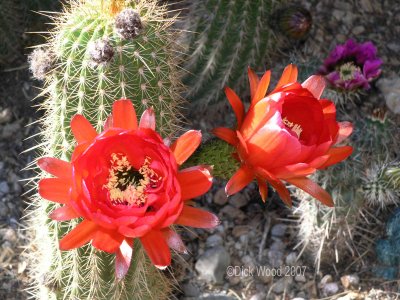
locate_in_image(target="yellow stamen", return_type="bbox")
[282,117,303,138]
[103,154,161,206]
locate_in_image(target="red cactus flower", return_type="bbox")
[213,65,353,207]
[38,100,218,279]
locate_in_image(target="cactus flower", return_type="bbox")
[213,65,353,206]
[319,39,382,90]
[38,100,218,279]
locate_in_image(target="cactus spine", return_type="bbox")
[182,0,277,105]
[28,0,182,299]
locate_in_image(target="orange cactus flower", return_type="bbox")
[213,65,353,207]
[38,99,218,279]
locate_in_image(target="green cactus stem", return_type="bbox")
[27,0,183,299]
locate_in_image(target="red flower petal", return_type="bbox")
[50,206,79,221]
[335,122,353,145]
[319,146,353,169]
[112,99,138,130]
[240,98,279,141]
[212,127,238,145]
[92,229,124,253]
[257,178,268,202]
[177,166,213,201]
[248,67,259,100]
[302,75,326,99]
[252,70,271,106]
[70,144,87,163]
[224,87,245,127]
[170,130,201,165]
[119,224,152,238]
[104,115,113,130]
[320,99,336,115]
[271,163,316,179]
[176,205,219,228]
[59,220,97,250]
[38,178,71,204]
[71,115,97,144]
[140,230,171,269]
[255,167,292,206]
[286,177,334,207]
[225,165,254,196]
[139,108,156,130]
[163,228,187,253]
[275,64,298,90]
[37,157,72,179]
[236,131,249,155]
[308,155,330,169]
[115,239,133,279]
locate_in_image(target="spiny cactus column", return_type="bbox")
[182,0,278,106]
[294,108,400,271]
[28,0,182,299]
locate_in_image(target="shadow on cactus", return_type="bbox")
[26,0,189,299]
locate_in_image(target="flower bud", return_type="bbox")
[115,8,143,40]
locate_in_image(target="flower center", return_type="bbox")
[282,116,303,138]
[338,62,361,81]
[103,153,161,206]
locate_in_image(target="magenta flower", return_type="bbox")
[320,39,382,91]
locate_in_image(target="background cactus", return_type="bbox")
[27,0,183,298]
[294,100,400,271]
[182,0,279,106]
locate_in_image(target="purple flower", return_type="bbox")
[320,39,382,91]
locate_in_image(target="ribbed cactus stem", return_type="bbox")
[183,0,277,105]
[28,0,182,299]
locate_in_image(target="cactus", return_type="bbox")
[294,105,400,271]
[182,0,278,106]
[27,0,182,299]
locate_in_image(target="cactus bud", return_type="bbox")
[275,5,312,40]
[115,8,143,40]
[88,38,115,68]
[28,48,54,80]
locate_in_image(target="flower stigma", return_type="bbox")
[104,153,161,206]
